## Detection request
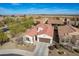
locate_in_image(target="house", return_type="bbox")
[0,16,4,22]
[23,24,54,44]
[23,27,37,43]
[69,18,79,27]
[34,18,48,24]
[69,27,79,49]
[58,25,76,45]
[47,17,64,25]
[63,18,71,25]
[36,24,53,43]
[58,25,77,43]
[58,25,79,49]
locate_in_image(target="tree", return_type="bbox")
[0,22,4,27]
[3,16,34,37]
[29,16,33,20]
[0,30,9,45]
[21,16,34,28]
[36,16,41,19]
[56,17,59,20]
[3,17,16,25]
[9,23,26,37]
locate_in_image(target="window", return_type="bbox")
[76,40,79,46]
[66,40,69,43]
[62,40,64,42]
[26,37,30,41]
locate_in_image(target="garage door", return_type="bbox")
[39,38,50,43]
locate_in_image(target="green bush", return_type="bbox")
[0,30,9,45]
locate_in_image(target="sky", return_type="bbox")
[0,3,79,15]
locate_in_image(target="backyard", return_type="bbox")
[0,41,36,52]
[0,16,35,46]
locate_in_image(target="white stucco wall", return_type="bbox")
[23,34,53,44]
[37,34,53,44]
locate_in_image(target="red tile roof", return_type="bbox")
[48,18,64,24]
[36,24,54,36]
[58,25,77,40]
[26,27,37,36]
[25,24,54,37]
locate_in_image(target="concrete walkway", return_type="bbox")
[33,42,49,56]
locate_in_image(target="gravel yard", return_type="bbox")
[48,46,79,56]
[0,41,36,52]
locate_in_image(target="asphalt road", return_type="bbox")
[0,54,23,56]
[0,49,33,56]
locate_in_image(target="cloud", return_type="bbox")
[0,7,9,11]
[0,7,15,15]
[25,8,79,14]
[11,3,21,6]
[0,7,79,15]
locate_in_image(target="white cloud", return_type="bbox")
[0,7,79,15]
[25,8,79,14]
[0,7,16,15]
[11,3,21,6]
[0,7,9,11]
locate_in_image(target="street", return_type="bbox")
[0,49,33,56]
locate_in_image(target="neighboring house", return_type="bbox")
[69,18,79,27]
[34,18,48,24]
[47,17,64,25]
[58,25,79,49]
[69,32,79,49]
[58,25,74,45]
[64,18,71,25]
[23,24,54,44]
[0,16,4,21]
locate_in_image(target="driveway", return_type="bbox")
[34,42,50,56]
[0,42,50,56]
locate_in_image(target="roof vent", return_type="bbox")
[37,27,43,32]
